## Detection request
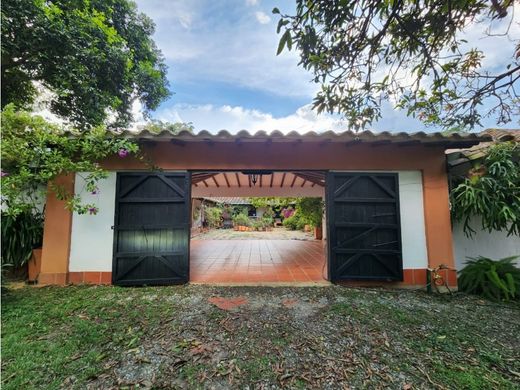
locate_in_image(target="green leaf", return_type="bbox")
[277,30,291,55]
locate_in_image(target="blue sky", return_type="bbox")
[134,0,519,134]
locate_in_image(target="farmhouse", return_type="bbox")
[36,129,488,287]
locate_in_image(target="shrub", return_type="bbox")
[262,216,274,227]
[297,197,324,227]
[458,256,520,301]
[1,210,44,267]
[283,213,306,230]
[281,207,294,219]
[204,207,222,228]
[232,213,250,227]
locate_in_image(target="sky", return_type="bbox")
[133,0,519,134]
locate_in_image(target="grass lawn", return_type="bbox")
[2,284,519,389]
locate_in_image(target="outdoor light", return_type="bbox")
[250,173,258,185]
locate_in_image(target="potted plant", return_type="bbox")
[232,213,250,231]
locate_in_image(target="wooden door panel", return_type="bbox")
[327,172,403,281]
[113,172,191,286]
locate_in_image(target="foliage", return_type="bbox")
[451,142,520,236]
[1,210,44,267]
[1,105,140,215]
[261,207,275,219]
[458,256,520,301]
[144,120,195,134]
[204,207,223,228]
[249,197,296,210]
[283,213,306,231]
[232,213,251,227]
[231,205,249,217]
[296,197,324,227]
[1,0,169,128]
[281,207,294,219]
[261,216,274,227]
[274,1,519,131]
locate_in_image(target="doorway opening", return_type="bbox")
[189,171,328,284]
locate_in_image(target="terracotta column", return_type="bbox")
[38,174,75,285]
[422,160,457,286]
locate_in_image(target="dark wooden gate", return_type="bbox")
[112,172,191,286]
[327,172,403,282]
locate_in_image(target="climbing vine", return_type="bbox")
[1,105,140,216]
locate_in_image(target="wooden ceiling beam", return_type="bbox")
[212,176,220,187]
[270,173,274,188]
[280,173,286,187]
[290,174,298,188]
[293,173,326,187]
[259,175,263,187]
[235,172,241,187]
[202,180,209,187]
[223,172,230,188]
[248,175,252,187]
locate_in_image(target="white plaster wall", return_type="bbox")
[452,217,520,270]
[69,173,116,272]
[397,171,429,269]
[68,170,428,272]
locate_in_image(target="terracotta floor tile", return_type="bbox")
[190,239,326,284]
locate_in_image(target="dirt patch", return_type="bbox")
[3,285,520,389]
[208,296,249,310]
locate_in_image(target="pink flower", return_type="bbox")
[88,207,98,215]
[0,170,8,177]
[91,187,99,195]
[118,149,129,158]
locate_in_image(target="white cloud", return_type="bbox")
[135,0,316,99]
[156,103,347,133]
[255,11,271,24]
[246,0,259,6]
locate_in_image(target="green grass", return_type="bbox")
[1,285,178,389]
[2,285,519,389]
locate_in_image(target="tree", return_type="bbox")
[1,104,140,216]
[451,141,519,236]
[1,0,169,129]
[144,120,195,134]
[274,1,520,131]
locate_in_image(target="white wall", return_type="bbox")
[452,217,520,270]
[397,171,429,269]
[68,170,429,272]
[69,173,116,272]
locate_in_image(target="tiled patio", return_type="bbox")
[190,240,327,284]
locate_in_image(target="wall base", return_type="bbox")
[37,272,112,285]
[37,268,457,287]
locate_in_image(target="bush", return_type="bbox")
[204,207,222,228]
[1,210,44,267]
[261,216,274,227]
[232,213,250,227]
[283,213,306,230]
[458,256,520,301]
[297,197,324,227]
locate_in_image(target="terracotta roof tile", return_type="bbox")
[108,128,490,147]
